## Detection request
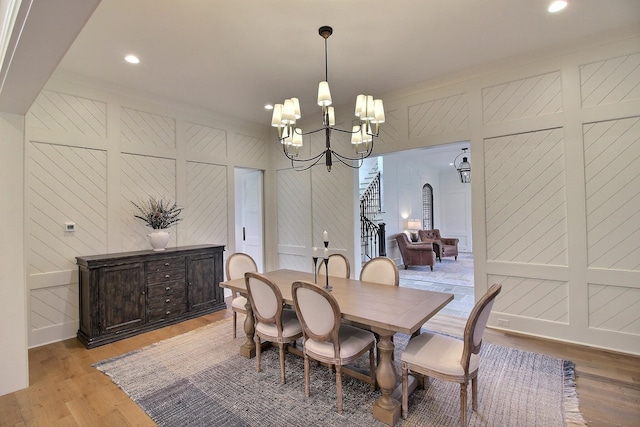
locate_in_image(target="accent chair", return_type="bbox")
[394,233,436,270]
[418,229,459,261]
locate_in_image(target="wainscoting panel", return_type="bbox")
[120,154,177,251]
[277,168,310,272]
[185,161,228,246]
[185,122,227,158]
[377,107,400,147]
[230,133,267,165]
[580,52,640,108]
[489,274,569,323]
[27,90,107,137]
[588,283,640,334]
[584,116,640,271]
[28,142,108,274]
[311,158,351,252]
[30,284,77,330]
[408,93,468,138]
[120,107,176,149]
[482,71,562,125]
[484,128,568,265]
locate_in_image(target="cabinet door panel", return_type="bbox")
[98,263,146,334]
[187,253,222,311]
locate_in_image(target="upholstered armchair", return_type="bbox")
[394,233,436,270]
[418,229,459,261]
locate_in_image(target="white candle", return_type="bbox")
[313,247,318,258]
[323,230,328,242]
[324,248,329,259]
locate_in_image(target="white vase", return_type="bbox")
[148,229,171,251]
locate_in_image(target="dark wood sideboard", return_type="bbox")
[76,244,225,348]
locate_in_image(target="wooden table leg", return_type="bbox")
[371,328,401,426]
[239,299,256,358]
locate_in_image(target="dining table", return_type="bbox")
[219,269,454,426]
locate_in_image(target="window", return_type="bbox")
[422,184,433,230]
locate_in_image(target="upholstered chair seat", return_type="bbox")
[245,272,303,384]
[401,284,502,426]
[292,281,376,414]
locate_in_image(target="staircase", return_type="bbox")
[359,160,386,262]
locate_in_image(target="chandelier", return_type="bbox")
[453,148,471,183]
[270,26,385,172]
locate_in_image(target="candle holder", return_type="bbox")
[313,256,318,284]
[323,257,332,291]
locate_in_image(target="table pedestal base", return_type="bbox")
[371,327,401,426]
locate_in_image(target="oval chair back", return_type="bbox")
[360,256,399,286]
[317,253,351,279]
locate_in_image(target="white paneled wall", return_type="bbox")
[25,80,268,347]
[484,128,568,265]
[302,36,639,354]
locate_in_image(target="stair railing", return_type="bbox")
[360,172,386,260]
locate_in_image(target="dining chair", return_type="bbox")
[225,252,258,338]
[245,272,303,384]
[291,281,376,414]
[317,253,351,278]
[401,283,502,426]
[359,256,399,286]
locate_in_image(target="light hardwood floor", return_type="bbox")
[1,299,638,427]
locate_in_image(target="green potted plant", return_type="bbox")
[131,197,183,250]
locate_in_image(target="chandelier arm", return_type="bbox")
[281,143,326,163]
[331,154,365,169]
[329,144,375,162]
[330,126,380,137]
[290,154,325,171]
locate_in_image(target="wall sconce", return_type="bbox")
[453,148,471,183]
[407,218,422,242]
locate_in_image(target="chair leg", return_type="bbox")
[232,311,237,338]
[401,364,408,419]
[369,347,376,391]
[471,377,478,411]
[430,265,433,271]
[279,343,286,384]
[255,336,261,373]
[336,365,343,414]
[460,383,467,427]
[304,354,310,397]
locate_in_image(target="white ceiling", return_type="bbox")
[54,0,640,129]
[2,0,639,170]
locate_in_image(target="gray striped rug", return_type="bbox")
[94,318,585,426]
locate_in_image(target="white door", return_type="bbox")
[235,168,264,271]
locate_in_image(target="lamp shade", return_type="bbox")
[407,219,422,230]
[317,81,332,106]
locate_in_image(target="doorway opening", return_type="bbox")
[234,168,264,272]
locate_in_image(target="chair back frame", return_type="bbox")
[226,252,258,280]
[359,256,399,286]
[317,253,351,279]
[245,272,286,339]
[460,283,502,372]
[292,281,342,358]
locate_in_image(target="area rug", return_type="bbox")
[94,318,585,426]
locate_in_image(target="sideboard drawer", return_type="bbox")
[147,269,185,285]
[147,280,186,299]
[146,256,185,273]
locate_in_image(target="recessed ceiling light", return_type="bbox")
[548,1,568,13]
[124,54,140,64]
[264,104,274,110]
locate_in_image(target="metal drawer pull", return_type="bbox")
[165,286,171,291]
[164,262,170,266]
[165,274,170,278]
[165,299,171,303]
[166,310,171,315]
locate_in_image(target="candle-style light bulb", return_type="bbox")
[323,230,328,242]
[313,247,318,258]
[323,248,329,259]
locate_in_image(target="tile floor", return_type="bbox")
[398,252,475,318]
